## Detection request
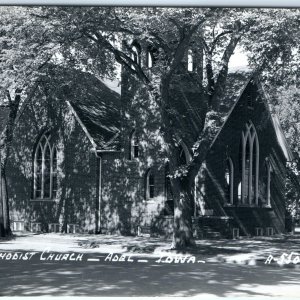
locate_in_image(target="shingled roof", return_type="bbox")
[41,66,121,151]
[64,72,121,150]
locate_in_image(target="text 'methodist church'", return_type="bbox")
[3,40,294,238]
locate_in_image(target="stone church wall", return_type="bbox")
[200,82,287,236]
[6,91,98,233]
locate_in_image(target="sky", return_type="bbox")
[229,47,249,72]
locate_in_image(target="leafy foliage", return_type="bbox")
[1,7,300,241]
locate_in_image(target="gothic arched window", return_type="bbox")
[131,42,141,66]
[238,181,242,201]
[265,158,272,206]
[145,168,155,200]
[33,132,57,199]
[147,51,153,68]
[187,49,194,72]
[225,158,234,204]
[129,130,139,160]
[147,46,158,68]
[240,122,259,205]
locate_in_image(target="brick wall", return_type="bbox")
[6,91,98,233]
[199,81,287,235]
[98,67,169,235]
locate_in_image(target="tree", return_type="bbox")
[40,7,256,248]
[0,6,59,235]
[44,7,300,247]
[273,86,300,222]
[1,7,300,246]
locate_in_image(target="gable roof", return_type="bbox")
[270,114,293,161]
[210,74,293,161]
[65,73,121,150]
[39,66,121,151]
[257,79,293,161]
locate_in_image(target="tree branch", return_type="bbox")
[211,30,233,53]
[83,30,151,86]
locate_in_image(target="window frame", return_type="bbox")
[264,158,272,207]
[187,49,194,72]
[129,129,139,160]
[240,122,259,206]
[224,157,234,205]
[131,42,141,67]
[145,168,155,200]
[33,132,57,200]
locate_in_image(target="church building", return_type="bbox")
[3,45,293,238]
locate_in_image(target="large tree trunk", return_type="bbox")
[0,90,22,237]
[159,74,195,248]
[170,111,222,248]
[0,167,10,236]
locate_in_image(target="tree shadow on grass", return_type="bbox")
[0,250,299,297]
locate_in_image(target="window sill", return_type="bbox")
[30,198,58,202]
[237,204,259,208]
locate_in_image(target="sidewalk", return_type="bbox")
[1,232,300,268]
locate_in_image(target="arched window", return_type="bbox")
[225,158,234,204]
[238,181,242,201]
[131,42,141,66]
[147,46,158,68]
[244,136,251,201]
[187,49,194,72]
[145,168,155,200]
[129,130,139,160]
[147,51,153,68]
[240,122,259,205]
[34,132,57,199]
[265,159,271,206]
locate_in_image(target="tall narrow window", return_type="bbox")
[146,168,155,200]
[238,139,243,203]
[265,159,271,206]
[131,42,141,66]
[52,147,58,198]
[238,181,242,201]
[147,46,158,68]
[244,137,251,201]
[225,158,234,205]
[240,122,259,205]
[147,51,153,68]
[187,49,194,72]
[129,130,139,160]
[34,132,57,199]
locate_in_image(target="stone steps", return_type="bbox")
[193,225,222,239]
